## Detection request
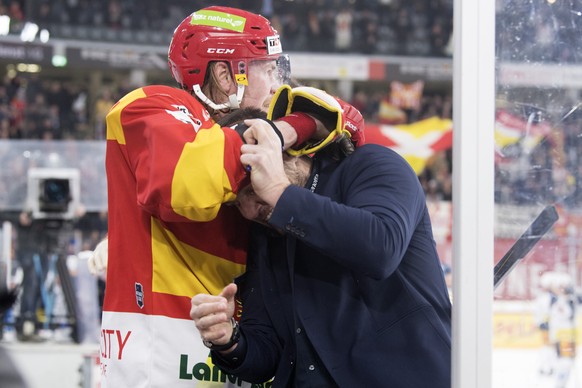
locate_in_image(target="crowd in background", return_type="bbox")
[0,0,580,208]
[0,73,141,140]
[0,74,88,140]
[2,65,581,211]
[496,0,582,64]
[3,0,579,63]
[0,72,458,220]
[3,0,454,57]
[0,70,455,140]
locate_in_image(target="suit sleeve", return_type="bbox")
[268,144,427,279]
[211,228,281,383]
[106,86,248,222]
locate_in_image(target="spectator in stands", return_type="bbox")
[93,88,115,140]
[306,10,324,52]
[334,6,353,52]
[14,210,48,342]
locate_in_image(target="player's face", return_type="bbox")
[241,59,282,111]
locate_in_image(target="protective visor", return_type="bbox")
[277,54,291,85]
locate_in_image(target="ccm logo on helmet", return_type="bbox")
[207,48,235,54]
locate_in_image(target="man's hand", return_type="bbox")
[240,119,290,207]
[190,283,238,347]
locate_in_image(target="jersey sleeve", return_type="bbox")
[106,85,248,222]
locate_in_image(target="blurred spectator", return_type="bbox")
[9,85,26,138]
[93,88,115,140]
[350,90,370,120]
[358,11,379,54]
[306,10,324,52]
[14,211,45,342]
[282,12,305,52]
[23,92,53,139]
[334,6,353,52]
[7,0,24,22]
[106,0,126,29]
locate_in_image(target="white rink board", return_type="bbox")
[2,341,582,388]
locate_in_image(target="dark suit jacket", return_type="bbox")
[214,144,452,388]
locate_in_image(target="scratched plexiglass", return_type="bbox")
[493,1,582,387]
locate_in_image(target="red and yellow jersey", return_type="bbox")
[100,85,252,388]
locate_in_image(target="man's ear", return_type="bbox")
[213,62,235,95]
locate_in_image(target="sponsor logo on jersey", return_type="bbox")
[178,354,272,386]
[166,105,203,133]
[135,282,144,309]
[100,329,132,360]
[190,10,246,33]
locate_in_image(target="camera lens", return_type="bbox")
[40,178,71,212]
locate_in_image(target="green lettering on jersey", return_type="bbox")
[179,354,193,379]
[180,353,271,386]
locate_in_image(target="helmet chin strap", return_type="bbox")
[193,84,245,111]
[228,83,245,109]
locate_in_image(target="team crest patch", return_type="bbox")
[135,282,144,309]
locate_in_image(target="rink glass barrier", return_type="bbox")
[493,0,582,386]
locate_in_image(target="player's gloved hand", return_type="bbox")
[268,85,344,155]
[268,85,365,155]
[88,238,108,277]
[335,97,365,147]
[268,85,343,131]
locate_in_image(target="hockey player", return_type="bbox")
[535,271,579,388]
[98,6,364,388]
[547,272,578,388]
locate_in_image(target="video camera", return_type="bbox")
[26,168,81,220]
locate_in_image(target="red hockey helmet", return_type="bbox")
[168,6,285,106]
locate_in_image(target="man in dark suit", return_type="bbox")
[191,118,452,387]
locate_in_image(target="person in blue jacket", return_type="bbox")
[190,118,452,388]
